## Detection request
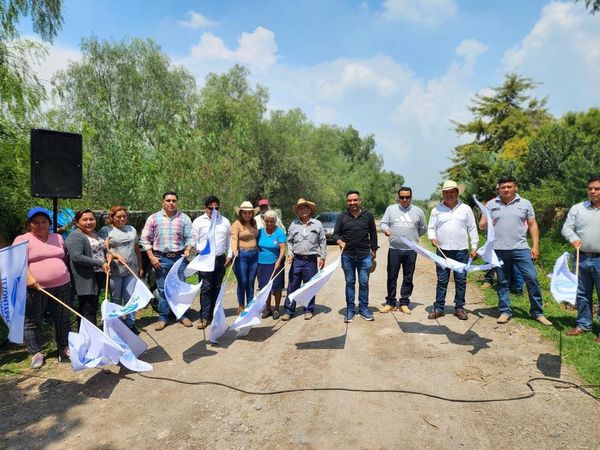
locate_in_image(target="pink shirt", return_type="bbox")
[13,232,71,288]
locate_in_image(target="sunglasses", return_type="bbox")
[399,196,412,200]
[207,206,220,210]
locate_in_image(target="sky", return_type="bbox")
[19,0,600,198]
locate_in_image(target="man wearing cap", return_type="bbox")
[282,198,327,321]
[427,180,478,320]
[479,176,552,326]
[562,175,600,341]
[380,186,426,315]
[255,198,286,231]
[334,190,378,322]
[191,195,232,330]
[140,191,193,331]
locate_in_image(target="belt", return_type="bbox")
[239,247,257,252]
[294,254,318,261]
[155,250,184,258]
[582,252,600,258]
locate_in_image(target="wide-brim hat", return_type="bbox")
[441,180,464,194]
[235,201,259,214]
[292,198,317,215]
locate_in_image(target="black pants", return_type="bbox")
[199,254,227,321]
[386,249,417,306]
[77,272,106,327]
[24,283,72,354]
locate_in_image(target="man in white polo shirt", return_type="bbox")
[427,180,478,320]
[479,176,552,326]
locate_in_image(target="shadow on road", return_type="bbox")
[182,339,218,364]
[295,329,347,350]
[536,353,561,378]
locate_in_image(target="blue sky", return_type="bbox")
[21,0,600,198]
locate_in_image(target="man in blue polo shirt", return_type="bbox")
[479,176,552,326]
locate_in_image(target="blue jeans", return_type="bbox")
[341,254,373,313]
[386,249,417,306]
[109,274,137,326]
[233,249,258,307]
[495,249,544,318]
[199,254,227,321]
[434,249,468,312]
[155,255,190,323]
[284,257,318,315]
[574,254,600,330]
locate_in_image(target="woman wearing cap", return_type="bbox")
[65,209,110,326]
[13,207,73,368]
[99,206,143,335]
[257,210,287,319]
[231,201,259,313]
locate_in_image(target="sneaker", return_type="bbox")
[379,305,397,313]
[535,316,553,326]
[497,313,511,324]
[261,309,273,319]
[281,314,291,321]
[359,310,374,321]
[399,305,411,315]
[344,310,355,323]
[272,310,280,320]
[31,352,44,369]
[304,312,314,320]
[155,321,167,331]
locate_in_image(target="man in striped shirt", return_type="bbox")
[141,191,193,330]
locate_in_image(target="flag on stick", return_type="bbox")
[0,241,28,343]
[185,210,219,277]
[68,317,123,371]
[165,257,202,319]
[549,252,577,305]
[288,257,340,307]
[101,277,154,320]
[231,279,274,336]
[473,196,502,268]
[208,279,229,343]
[104,318,152,372]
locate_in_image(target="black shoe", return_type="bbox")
[128,324,141,335]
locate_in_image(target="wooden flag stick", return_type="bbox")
[269,257,291,282]
[575,247,580,280]
[38,287,84,321]
[436,245,449,260]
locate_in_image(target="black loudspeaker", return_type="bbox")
[30,129,83,198]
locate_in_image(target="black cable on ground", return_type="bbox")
[137,374,600,403]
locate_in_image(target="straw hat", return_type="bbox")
[292,198,317,215]
[441,180,464,194]
[235,201,259,214]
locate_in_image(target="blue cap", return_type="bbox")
[27,206,51,221]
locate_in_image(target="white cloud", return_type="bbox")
[185,26,277,73]
[178,10,218,28]
[502,1,600,114]
[381,0,457,26]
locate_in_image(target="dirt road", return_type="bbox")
[1,234,598,449]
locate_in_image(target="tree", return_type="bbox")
[576,0,600,14]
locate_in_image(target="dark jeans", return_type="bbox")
[233,249,258,307]
[483,267,524,293]
[24,283,72,354]
[284,257,318,315]
[386,248,417,306]
[155,254,190,323]
[434,249,468,312]
[199,254,227,321]
[495,249,544,318]
[341,253,373,313]
[77,272,106,326]
[574,254,600,330]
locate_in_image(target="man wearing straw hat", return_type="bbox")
[561,175,600,340]
[282,198,327,321]
[479,176,552,326]
[427,180,478,321]
[191,195,232,330]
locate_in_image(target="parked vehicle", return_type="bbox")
[316,211,341,244]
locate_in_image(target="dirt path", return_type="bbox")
[1,233,598,449]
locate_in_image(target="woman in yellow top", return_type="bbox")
[231,201,259,313]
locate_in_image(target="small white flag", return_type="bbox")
[208,279,229,343]
[101,278,154,320]
[68,317,123,371]
[165,257,202,319]
[288,257,340,307]
[231,279,274,336]
[473,196,503,268]
[0,241,28,343]
[104,318,153,372]
[185,210,219,277]
[549,252,577,305]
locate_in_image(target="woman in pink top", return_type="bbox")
[13,207,73,368]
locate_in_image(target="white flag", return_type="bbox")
[101,278,154,320]
[165,257,202,319]
[399,237,493,273]
[184,210,219,277]
[208,279,229,343]
[104,318,153,372]
[231,279,274,335]
[549,252,577,305]
[288,257,340,307]
[68,317,123,371]
[0,241,28,344]
[473,196,503,268]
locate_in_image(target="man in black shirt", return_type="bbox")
[333,190,378,322]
